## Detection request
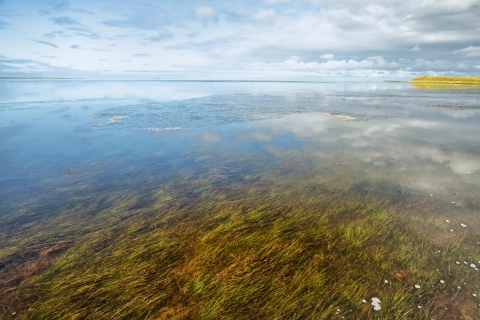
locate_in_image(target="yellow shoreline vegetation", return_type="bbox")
[411,76,480,84]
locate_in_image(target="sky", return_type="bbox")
[1,0,480,79]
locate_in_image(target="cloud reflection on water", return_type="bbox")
[227,109,480,197]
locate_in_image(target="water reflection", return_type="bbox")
[239,110,480,174]
[411,82,480,89]
[1,81,480,205]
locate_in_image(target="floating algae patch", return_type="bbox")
[321,112,356,121]
[108,115,128,123]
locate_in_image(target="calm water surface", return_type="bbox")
[1,80,479,204]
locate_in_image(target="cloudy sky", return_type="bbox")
[1,0,480,79]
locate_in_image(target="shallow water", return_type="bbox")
[1,80,479,203]
[1,80,480,318]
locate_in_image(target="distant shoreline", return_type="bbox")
[3,77,478,84]
[410,76,480,84]
[0,78,350,83]
[410,82,480,85]
[0,77,84,80]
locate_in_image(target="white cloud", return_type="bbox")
[420,0,479,12]
[3,0,480,77]
[251,56,399,72]
[454,46,480,57]
[229,9,277,22]
[195,7,217,20]
[321,54,335,60]
[410,45,421,51]
[252,9,276,21]
[288,55,302,60]
[413,58,451,69]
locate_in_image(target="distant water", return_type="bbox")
[1,80,480,202]
[2,80,479,131]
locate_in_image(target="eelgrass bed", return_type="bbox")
[1,150,480,320]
